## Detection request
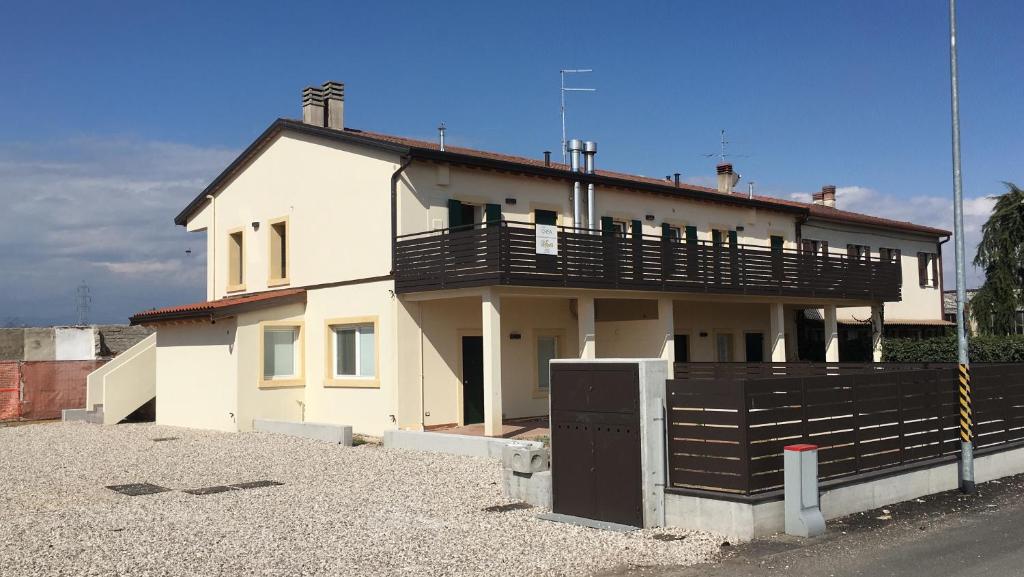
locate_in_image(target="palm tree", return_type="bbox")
[972,182,1024,335]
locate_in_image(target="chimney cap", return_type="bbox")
[583,141,597,153]
[302,86,325,103]
[716,163,734,175]
[567,139,583,151]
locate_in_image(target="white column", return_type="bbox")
[577,295,596,359]
[871,304,884,363]
[658,297,675,377]
[482,290,503,437]
[770,302,787,362]
[824,305,839,363]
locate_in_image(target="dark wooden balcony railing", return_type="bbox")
[394,220,902,301]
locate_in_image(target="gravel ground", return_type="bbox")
[0,422,721,576]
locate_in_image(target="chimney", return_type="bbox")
[302,86,325,126]
[543,151,551,167]
[717,163,740,193]
[583,141,597,232]
[815,185,837,208]
[438,122,446,151]
[322,81,345,130]
[674,172,681,187]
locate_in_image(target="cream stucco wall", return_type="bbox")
[802,221,945,321]
[155,321,238,432]
[187,131,400,301]
[235,302,307,431]
[302,280,398,436]
[399,162,799,249]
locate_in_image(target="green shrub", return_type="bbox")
[883,334,1024,363]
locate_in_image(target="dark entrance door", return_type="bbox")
[550,363,643,527]
[462,336,484,425]
[674,334,689,363]
[745,332,765,362]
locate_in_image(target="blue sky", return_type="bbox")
[0,1,1021,325]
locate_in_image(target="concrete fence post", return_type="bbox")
[784,444,825,537]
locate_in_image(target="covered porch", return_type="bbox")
[397,286,886,437]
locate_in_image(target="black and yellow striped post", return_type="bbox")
[958,362,975,493]
[958,364,973,442]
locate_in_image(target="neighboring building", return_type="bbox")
[0,325,152,362]
[124,81,951,437]
[943,289,1024,336]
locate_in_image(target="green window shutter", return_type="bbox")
[661,223,671,237]
[601,216,615,237]
[728,230,738,247]
[631,220,642,237]
[712,230,723,245]
[485,203,501,226]
[447,199,463,229]
[770,235,784,251]
[534,209,557,226]
[685,225,697,244]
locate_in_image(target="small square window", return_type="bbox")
[263,326,299,380]
[333,324,375,378]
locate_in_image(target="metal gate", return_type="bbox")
[550,362,643,527]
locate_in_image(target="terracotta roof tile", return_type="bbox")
[130,288,305,324]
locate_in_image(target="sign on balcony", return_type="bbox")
[536,224,558,255]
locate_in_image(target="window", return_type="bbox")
[227,229,245,291]
[879,247,901,264]
[269,217,289,285]
[918,253,939,287]
[802,239,828,256]
[333,324,375,378]
[712,229,737,248]
[261,324,303,385]
[448,199,502,230]
[326,317,379,387]
[535,334,560,395]
[663,224,682,241]
[770,235,784,252]
[847,244,870,261]
[715,333,734,362]
[600,217,628,238]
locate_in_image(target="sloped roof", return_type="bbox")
[174,118,951,238]
[130,288,306,325]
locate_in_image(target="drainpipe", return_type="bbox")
[390,154,414,275]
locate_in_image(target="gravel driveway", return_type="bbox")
[0,422,721,576]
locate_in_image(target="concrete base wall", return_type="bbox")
[666,444,1024,542]
[254,419,353,445]
[383,430,541,459]
[503,469,552,508]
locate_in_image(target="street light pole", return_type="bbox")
[948,0,975,494]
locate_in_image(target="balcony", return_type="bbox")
[394,221,902,301]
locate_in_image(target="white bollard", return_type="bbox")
[784,444,825,537]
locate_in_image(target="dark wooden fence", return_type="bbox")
[666,362,1024,496]
[394,221,902,301]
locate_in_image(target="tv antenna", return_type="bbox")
[702,129,750,163]
[75,281,91,326]
[560,69,595,164]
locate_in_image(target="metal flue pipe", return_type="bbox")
[568,139,583,228]
[584,141,597,232]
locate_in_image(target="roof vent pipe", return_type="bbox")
[544,151,551,167]
[748,181,754,200]
[568,139,583,228]
[583,141,597,232]
[674,173,681,187]
[438,122,446,152]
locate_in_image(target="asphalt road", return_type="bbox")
[606,472,1024,577]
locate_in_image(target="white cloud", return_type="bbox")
[787,185,996,288]
[0,137,235,325]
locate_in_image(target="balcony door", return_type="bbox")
[461,336,484,425]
